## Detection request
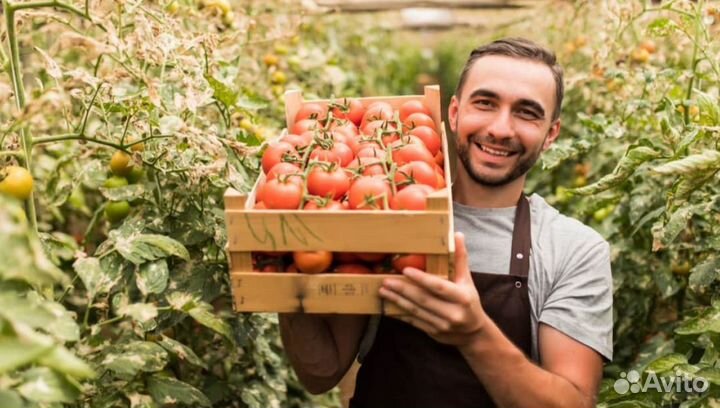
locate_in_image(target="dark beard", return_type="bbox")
[456,133,542,187]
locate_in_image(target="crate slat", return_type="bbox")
[230,272,405,314]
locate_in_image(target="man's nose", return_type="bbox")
[486,108,515,140]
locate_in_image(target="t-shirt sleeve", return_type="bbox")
[538,239,613,361]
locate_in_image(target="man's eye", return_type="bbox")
[474,100,494,108]
[517,109,539,119]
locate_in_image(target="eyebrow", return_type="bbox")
[467,88,546,119]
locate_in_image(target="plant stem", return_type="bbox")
[0,150,25,160]
[11,0,87,19]
[3,0,38,231]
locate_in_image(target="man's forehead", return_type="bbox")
[461,55,556,110]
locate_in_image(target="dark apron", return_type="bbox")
[350,195,533,408]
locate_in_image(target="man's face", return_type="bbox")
[449,55,561,187]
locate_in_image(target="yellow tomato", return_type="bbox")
[110,151,133,177]
[270,71,287,85]
[631,48,650,64]
[0,166,33,200]
[263,54,279,67]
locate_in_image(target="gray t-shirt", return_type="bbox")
[453,194,613,362]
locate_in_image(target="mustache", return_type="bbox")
[466,134,525,154]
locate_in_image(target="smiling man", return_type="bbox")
[279,38,613,408]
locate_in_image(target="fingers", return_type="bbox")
[379,286,449,332]
[399,267,465,303]
[453,232,471,284]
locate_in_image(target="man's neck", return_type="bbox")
[451,165,526,208]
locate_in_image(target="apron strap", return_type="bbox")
[509,194,531,278]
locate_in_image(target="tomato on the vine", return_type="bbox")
[348,176,392,209]
[281,133,312,149]
[266,162,302,181]
[263,178,303,209]
[395,161,438,189]
[0,166,33,200]
[409,125,442,156]
[391,140,435,166]
[307,164,350,200]
[361,102,393,128]
[110,151,133,176]
[347,156,386,177]
[402,112,435,130]
[105,201,131,222]
[331,98,365,126]
[390,184,434,210]
[399,100,432,122]
[261,141,299,173]
[304,199,345,210]
[293,251,333,274]
[291,118,321,135]
[104,176,129,189]
[310,142,353,167]
[295,103,327,122]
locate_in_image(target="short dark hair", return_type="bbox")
[455,37,564,121]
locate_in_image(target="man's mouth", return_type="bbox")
[474,142,518,157]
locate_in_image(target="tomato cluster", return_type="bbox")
[252,251,427,276]
[104,146,144,222]
[253,98,445,274]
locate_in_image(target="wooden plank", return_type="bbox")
[229,252,252,273]
[230,272,405,315]
[226,209,450,253]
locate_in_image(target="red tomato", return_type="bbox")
[409,126,442,156]
[434,151,444,167]
[281,133,312,150]
[391,141,435,166]
[348,176,393,210]
[310,142,353,167]
[295,103,327,122]
[332,99,365,126]
[351,138,383,155]
[390,184,434,210]
[357,145,386,159]
[403,112,435,130]
[334,263,373,274]
[330,122,358,139]
[291,118,322,135]
[399,100,432,122]
[361,102,393,128]
[261,141,299,174]
[347,156,386,177]
[266,162,301,181]
[263,178,303,209]
[356,253,388,262]
[307,165,351,200]
[394,161,438,189]
[335,252,360,263]
[293,251,333,274]
[304,199,345,210]
[255,181,265,203]
[392,254,426,273]
[254,201,266,209]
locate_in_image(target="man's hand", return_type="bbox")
[379,232,487,348]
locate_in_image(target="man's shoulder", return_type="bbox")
[528,193,609,252]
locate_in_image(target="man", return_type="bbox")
[279,37,613,408]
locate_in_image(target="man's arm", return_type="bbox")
[278,314,368,394]
[456,319,602,408]
[378,232,606,407]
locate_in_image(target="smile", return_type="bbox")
[475,143,517,157]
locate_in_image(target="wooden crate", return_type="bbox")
[224,85,455,315]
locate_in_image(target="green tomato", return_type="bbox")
[105,201,131,222]
[554,186,573,204]
[592,205,615,222]
[104,176,129,189]
[126,167,144,184]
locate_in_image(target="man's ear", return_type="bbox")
[542,119,561,151]
[448,95,459,133]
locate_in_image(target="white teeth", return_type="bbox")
[477,144,511,157]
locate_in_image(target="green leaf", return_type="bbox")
[653,150,720,175]
[695,367,720,385]
[236,95,267,111]
[0,336,53,373]
[675,308,720,335]
[126,393,158,408]
[117,303,158,324]
[113,233,190,265]
[574,146,660,195]
[38,345,95,379]
[206,75,238,107]
[101,341,168,376]
[157,335,208,369]
[651,205,695,251]
[647,17,677,36]
[137,260,169,295]
[187,303,235,344]
[17,367,79,403]
[0,390,23,408]
[99,183,146,201]
[147,375,211,407]
[73,257,120,300]
[646,353,687,374]
[689,255,720,290]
